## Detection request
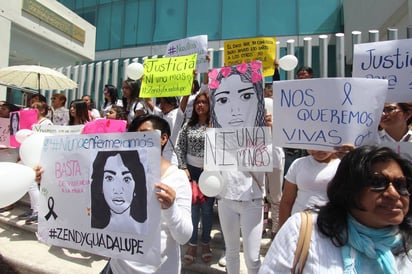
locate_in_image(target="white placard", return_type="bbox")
[37,132,162,267]
[165,35,208,73]
[353,38,412,102]
[273,78,388,151]
[204,127,273,171]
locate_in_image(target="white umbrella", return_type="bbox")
[0,65,77,92]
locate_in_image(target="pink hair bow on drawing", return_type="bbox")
[209,79,220,89]
[221,67,232,78]
[250,61,262,71]
[251,71,262,83]
[208,68,219,80]
[236,63,248,74]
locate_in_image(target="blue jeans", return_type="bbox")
[188,164,215,245]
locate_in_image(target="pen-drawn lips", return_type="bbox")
[112,198,125,205]
[229,119,244,126]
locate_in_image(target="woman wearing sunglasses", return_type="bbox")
[260,145,412,273]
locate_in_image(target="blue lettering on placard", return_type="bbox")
[282,128,342,146]
[365,74,398,90]
[280,88,315,107]
[361,48,412,70]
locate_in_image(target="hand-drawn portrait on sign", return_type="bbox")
[208,61,265,128]
[91,150,148,234]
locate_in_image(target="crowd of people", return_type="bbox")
[1,59,412,274]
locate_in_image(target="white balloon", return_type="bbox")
[15,129,33,144]
[0,162,34,208]
[19,133,45,168]
[278,55,298,71]
[126,62,144,80]
[198,171,225,197]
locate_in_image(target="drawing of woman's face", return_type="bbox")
[102,154,135,214]
[214,74,258,128]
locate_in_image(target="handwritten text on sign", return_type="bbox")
[37,132,162,266]
[353,38,412,102]
[165,35,208,73]
[205,127,273,172]
[140,54,197,98]
[224,37,276,77]
[0,118,10,147]
[272,78,388,151]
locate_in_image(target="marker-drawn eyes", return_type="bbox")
[104,174,114,182]
[123,176,133,184]
[240,92,255,101]
[216,96,229,105]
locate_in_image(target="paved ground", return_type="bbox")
[0,195,272,273]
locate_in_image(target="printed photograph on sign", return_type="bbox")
[209,61,265,128]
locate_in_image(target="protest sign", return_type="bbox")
[9,109,38,147]
[140,54,197,98]
[32,124,84,134]
[37,132,162,268]
[204,127,273,171]
[273,78,388,151]
[380,142,412,163]
[353,38,412,102]
[0,118,10,148]
[165,35,208,73]
[224,37,276,77]
[209,61,265,129]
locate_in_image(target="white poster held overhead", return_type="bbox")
[165,35,209,73]
[204,127,273,172]
[272,78,388,151]
[37,132,162,268]
[352,38,412,102]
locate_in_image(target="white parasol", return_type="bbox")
[0,65,77,92]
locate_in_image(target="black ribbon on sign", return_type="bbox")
[45,197,58,220]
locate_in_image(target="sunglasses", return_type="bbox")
[367,172,412,196]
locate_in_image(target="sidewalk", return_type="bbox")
[0,195,272,273]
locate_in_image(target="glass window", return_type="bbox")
[298,0,342,34]
[222,0,256,39]
[123,0,139,47]
[110,1,123,49]
[96,4,111,50]
[137,0,154,45]
[187,0,221,40]
[259,0,298,36]
[153,0,186,43]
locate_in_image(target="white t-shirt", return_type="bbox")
[285,156,340,214]
[109,165,192,274]
[161,108,185,166]
[259,213,412,274]
[378,129,412,143]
